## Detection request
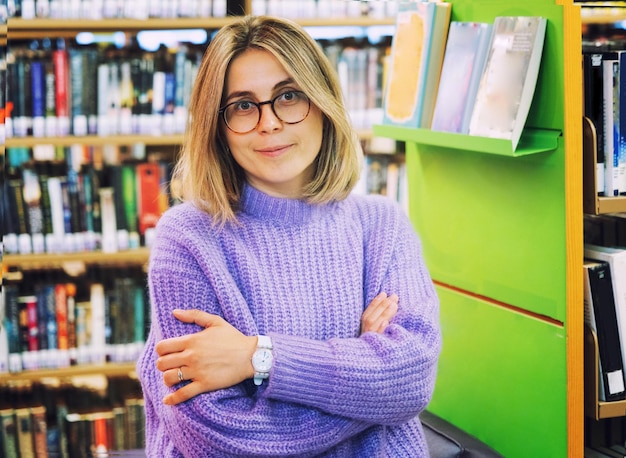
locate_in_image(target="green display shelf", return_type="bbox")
[372,124,562,157]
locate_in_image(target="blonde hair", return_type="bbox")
[171,15,362,224]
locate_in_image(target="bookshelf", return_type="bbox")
[376,1,582,456]
[1,6,399,456]
[580,4,626,450]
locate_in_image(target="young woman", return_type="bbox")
[136,15,441,457]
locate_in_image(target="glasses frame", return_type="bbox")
[219,90,311,134]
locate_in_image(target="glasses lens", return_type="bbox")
[223,103,260,134]
[273,91,310,124]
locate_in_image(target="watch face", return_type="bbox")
[252,349,273,372]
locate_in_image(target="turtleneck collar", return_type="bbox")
[239,184,330,226]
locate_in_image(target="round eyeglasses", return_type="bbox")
[219,90,311,134]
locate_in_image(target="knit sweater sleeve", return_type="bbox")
[137,200,440,457]
[264,197,441,424]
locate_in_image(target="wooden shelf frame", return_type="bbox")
[6,16,394,40]
[3,247,150,271]
[0,362,137,383]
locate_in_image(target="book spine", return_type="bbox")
[55,282,69,366]
[90,282,107,363]
[35,282,49,354]
[30,59,45,137]
[30,406,48,456]
[121,163,139,248]
[44,58,58,137]
[84,47,99,134]
[96,62,110,135]
[66,282,77,365]
[69,47,87,136]
[15,407,35,456]
[136,161,162,236]
[22,165,45,253]
[99,187,118,253]
[0,409,19,458]
[53,46,70,136]
[619,51,626,195]
[602,59,620,197]
[4,284,22,372]
[47,175,66,253]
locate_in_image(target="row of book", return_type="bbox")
[3,144,174,255]
[1,265,148,373]
[0,379,145,456]
[3,0,227,20]
[324,38,391,131]
[583,44,626,198]
[382,1,547,151]
[5,40,203,139]
[1,0,396,21]
[584,240,626,404]
[586,415,626,458]
[3,34,395,139]
[250,0,397,20]
[353,153,408,214]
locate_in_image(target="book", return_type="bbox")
[584,259,626,401]
[52,44,70,136]
[603,57,620,197]
[136,161,162,237]
[30,405,48,456]
[583,54,605,194]
[585,245,626,389]
[618,51,626,195]
[468,16,547,150]
[382,1,437,128]
[0,409,18,458]
[417,1,451,129]
[431,21,493,133]
[14,407,34,457]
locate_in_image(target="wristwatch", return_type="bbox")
[251,335,273,386]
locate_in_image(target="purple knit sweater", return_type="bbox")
[137,184,441,457]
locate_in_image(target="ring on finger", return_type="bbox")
[177,367,184,382]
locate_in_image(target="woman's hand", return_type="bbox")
[155,309,257,405]
[360,292,399,335]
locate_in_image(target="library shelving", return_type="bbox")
[375,0,583,456]
[1,5,399,455]
[580,0,626,436]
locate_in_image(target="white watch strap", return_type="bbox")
[257,335,272,349]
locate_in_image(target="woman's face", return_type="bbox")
[222,48,324,199]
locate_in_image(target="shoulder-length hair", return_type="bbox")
[171,15,362,225]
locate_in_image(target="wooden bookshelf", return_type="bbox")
[0,362,137,383]
[3,247,150,271]
[5,134,184,148]
[7,16,394,40]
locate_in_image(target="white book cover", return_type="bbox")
[468,16,547,150]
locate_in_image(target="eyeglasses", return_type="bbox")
[219,90,311,134]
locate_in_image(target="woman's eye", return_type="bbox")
[234,101,255,112]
